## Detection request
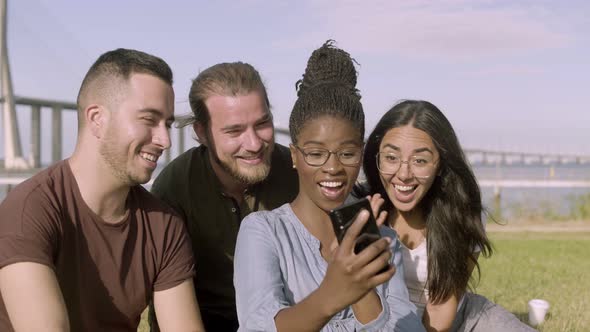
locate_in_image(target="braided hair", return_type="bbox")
[289,40,364,144]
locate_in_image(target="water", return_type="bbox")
[2,164,590,220]
[474,164,590,219]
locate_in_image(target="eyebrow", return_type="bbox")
[220,112,272,132]
[381,143,433,154]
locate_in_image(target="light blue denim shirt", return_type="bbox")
[234,204,425,332]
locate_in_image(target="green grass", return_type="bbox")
[137,231,590,331]
[475,232,590,332]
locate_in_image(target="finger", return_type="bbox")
[329,238,339,256]
[352,237,391,268]
[340,209,369,252]
[376,210,388,227]
[367,264,396,288]
[359,247,393,279]
[367,194,384,219]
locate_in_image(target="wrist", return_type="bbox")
[352,289,379,309]
[313,283,341,318]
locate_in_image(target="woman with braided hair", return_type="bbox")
[234,41,425,331]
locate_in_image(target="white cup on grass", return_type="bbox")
[528,299,550,326]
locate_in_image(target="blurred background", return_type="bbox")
[2,1,590,330]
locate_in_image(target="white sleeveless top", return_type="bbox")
[400,240,429,317]
[401,239,481,318]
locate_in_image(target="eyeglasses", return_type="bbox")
[376,152,437,178]
[294,145,363,167]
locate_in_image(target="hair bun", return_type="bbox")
[296,40,359,97]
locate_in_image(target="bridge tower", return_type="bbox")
[1,0,28,169]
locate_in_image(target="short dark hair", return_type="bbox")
[363,100,492,303]
[180,62,270,128]
[289,40,364,144]
[76,48,173,127]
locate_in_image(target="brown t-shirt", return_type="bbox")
[0,160,195,332]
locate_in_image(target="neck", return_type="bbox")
[392,207,426,228]
[389,207,427,249]
[68,150,130,224]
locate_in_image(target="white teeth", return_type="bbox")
[140,152,158,162]
[320,181,343,188]
[395,184,415,192]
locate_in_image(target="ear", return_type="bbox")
[289,144,298,169]
[193,123,208,146]
[86,104,107,138]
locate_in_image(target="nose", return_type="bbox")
[321,152,343,174]
[243,128,263,153]
[396,161,412,180]
[153,125,171,150]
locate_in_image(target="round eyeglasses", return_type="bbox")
[294,145,363,167]
[376,152,438,178]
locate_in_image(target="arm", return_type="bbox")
[234,214,295,331]
[153,278,204,332]
[0,262,69,332]
[422,253,480,332]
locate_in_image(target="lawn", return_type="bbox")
[476,231,590,332]
[138,231,590,332]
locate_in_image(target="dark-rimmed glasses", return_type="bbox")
[294,145,363,167]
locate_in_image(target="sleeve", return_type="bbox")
[0,190,59,269]
[379,227,427,332]
[153,214,196,291]
[234,213,289,332]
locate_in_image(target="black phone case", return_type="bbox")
[329,198,382,254]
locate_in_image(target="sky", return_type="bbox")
[2,0,590,164]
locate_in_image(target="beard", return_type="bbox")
[206,132,274,186]
[99,122,150,186]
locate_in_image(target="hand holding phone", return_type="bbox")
[329,198,383,254]
[318,198,395,314]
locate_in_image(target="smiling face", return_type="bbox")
[99,73,175,185]
[291,115,363,213]
[378,125,439,213]
[197,90,274,186]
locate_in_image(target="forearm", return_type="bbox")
[275,287,336,332]
[351,289,383,324]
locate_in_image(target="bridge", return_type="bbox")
[1,0,589,193]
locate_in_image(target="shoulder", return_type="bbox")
[153,147,201,186]
[131,186,184,225]
[243,204,291,225]
[265,143,297,187]
[240,204,294,234]
[270,143,295,169]
[151,147,205,209]
[0,162,67,217]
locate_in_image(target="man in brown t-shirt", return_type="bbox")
[0,49,205,331]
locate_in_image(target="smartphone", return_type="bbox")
[329,197,382,254]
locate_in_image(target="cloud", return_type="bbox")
[281,0,576,60]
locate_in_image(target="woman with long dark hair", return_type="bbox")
[362,100,534,331]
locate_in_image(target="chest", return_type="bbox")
[54,215,157,328]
